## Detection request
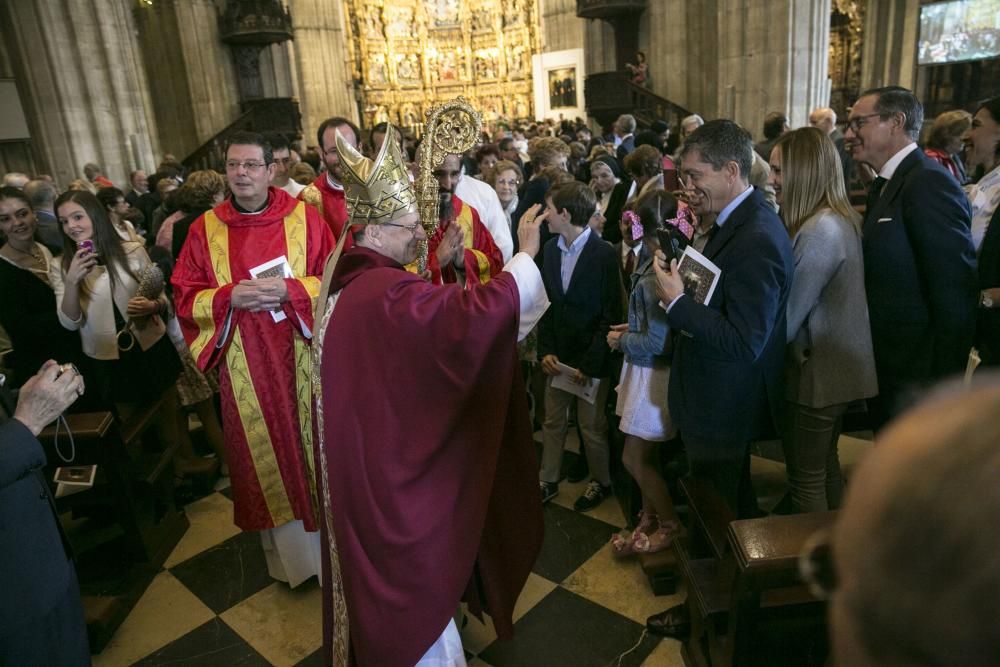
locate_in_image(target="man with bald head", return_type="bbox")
[828,379,1000,666]
[809,106,853,187]
[1,173,29,189]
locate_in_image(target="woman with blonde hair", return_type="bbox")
[925,109,973,184]
[767,127,877,513]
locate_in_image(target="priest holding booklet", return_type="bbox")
[172,130,334,589]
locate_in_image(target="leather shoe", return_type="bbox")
[646,603,691,639]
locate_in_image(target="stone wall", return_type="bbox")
[860,0,919,92]
[540,0,586,52]
[0,0,158,187]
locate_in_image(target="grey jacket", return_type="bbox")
[785,208,878,407]
[619,255,670,367]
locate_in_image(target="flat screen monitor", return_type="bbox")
[918,0,1000,65]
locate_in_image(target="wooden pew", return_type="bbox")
[676,476,835,667]
[39,403,190,652]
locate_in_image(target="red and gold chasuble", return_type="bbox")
[299,174,352,249]
[172,187,334,531]
[426,194,503,285]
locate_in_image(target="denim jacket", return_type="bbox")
[619,255,671,367]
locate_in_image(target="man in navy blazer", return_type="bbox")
[1,361,89,665]
[845,86,977,430]
[653,120,794,518]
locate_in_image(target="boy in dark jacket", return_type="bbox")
[537,181,624,511]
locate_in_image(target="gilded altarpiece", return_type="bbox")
[344,0,541,133]
[829,0,866,119]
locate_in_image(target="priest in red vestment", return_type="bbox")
[313,123,550,666]
[299,117,359,244]
[427,190,503,285]
[172,131,334,587]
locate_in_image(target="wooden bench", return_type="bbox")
[676,476,835,667]
[39,403,190,652]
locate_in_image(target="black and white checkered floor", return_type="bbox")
[90,433,872,666]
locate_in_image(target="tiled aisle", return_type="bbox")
[89,434,872,666]
[90,471,682,667]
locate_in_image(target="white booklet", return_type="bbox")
[677,246,722,305]
[551,361,601,405]
[54,465,97,498]
[249,255,293,323]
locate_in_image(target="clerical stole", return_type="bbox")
[172,189,334,531]
[427,194,503,285]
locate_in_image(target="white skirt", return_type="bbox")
[260,520,323,588]
[615,360,676,442]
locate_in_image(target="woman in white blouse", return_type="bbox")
[55,190,215,476]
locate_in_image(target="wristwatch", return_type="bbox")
[981,292,994,309]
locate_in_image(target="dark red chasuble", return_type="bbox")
[316,247,543,666]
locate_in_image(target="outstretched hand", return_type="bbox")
[517,204,547,258]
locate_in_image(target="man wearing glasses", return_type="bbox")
[300,116,361,244]
[172,130,334,588]
[312,124,549,666]
[845,86,977,429]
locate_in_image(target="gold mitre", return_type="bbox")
[334,124,417,226]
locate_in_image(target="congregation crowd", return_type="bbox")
[2,82,1000,666]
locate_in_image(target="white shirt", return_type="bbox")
[557,226,592,293]
[280,179,306,197]
[455,175,514,262]
[966,163,1000,252]
[878,142,920,181]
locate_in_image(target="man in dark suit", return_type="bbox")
[845,86,977,430]
[537,181,624,511]
[614,114,637,164]
[1,360,89,664]
[645,119,794,639]
[653,118,794,517]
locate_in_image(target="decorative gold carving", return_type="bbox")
[829,0,866,116]
[343,0,541,130]
[414,97,482,270]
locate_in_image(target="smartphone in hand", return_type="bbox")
[656,228,687,264]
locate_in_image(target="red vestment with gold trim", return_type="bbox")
[426,194,503,285]
[299,174,352,247]
[172,187,334,531]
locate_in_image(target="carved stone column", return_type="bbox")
[0,0,158,187]
[860,0,919,91]
[716,0,831,136]
[288,0,359,145]
[134,0,241,162]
